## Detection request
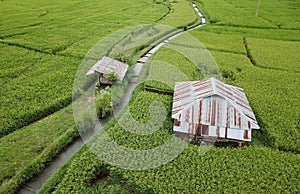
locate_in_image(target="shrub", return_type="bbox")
[95,92,112,119]
[105,72,118,82]
[221,69,236,83]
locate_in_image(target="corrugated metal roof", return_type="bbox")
[172,78,260,130]
[86,56,128,81]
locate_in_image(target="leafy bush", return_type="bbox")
[105,72,118,82]
[95,91,112,119]
[221,69,236,83]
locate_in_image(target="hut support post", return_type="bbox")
[238,141,243,147]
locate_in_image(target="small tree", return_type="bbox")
[105,72,118,82]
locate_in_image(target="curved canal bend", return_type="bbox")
[18,3,206,193]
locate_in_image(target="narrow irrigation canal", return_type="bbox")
[18,3,206,193]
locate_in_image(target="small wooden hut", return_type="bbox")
[172,77,260,143]
[86,56,129,85]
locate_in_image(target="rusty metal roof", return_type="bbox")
[86,56,128,81]
[172,77,260,129]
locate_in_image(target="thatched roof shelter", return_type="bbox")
[86,56,128,81]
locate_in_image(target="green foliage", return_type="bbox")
[37,146,88,194]
[158,0,198,28]
[199,24,300,41]
[49,148,149,194]
[38,120,119,194]
[111,83,126,105]
[109,91,173,149]
[188,31,246,54]
[0,125,78,194]
[0,0,170,137]
[52,151,106,193]
[144,48,203,91]
[105,71,119,82]
[247,38,300,72]
[114,146,300,193]
[0,52,77,137]
[194,0,300,41]
[43,91,300,193]
[221,69,236,84]
[209,50,300,153]
[95,90,112,119]
[0,0,169,56]
[197,0,300,29]
[2,0,300,193]
[0,0,199,137]
[188,15,300,152]
[0,105,77,190]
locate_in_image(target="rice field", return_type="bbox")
[1,0,300,193]
[0,0,170,137]
[0,0,199,193]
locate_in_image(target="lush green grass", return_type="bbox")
[188,31,246,54]
[247,38,300,72]
[152,47,204,80]
[0,105,78,194]
[42,0,299,192]
[114,146,300,193]
[203,0,276,28]
[198,0,300,29]
[0,0,200,193]
[107,91,174,149]
[199,24,300,41]
[185,19,300,153]
[188,0,300,154]
[43,147,300,193]
[235,0,300,29]
[184,29,300,153]
[40,146,154,194]
[0,0,169,137]
[160,0,198,28]
[37,146,89,194]
[0,45,78,137]
[40,91,300,193]
[0,0,168,192]
[209,50,300,152]
[195,0,300,41]
[0,0,199,137]
[0,0,168,55]
[5,0,300,193]
[144,47,204,92]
